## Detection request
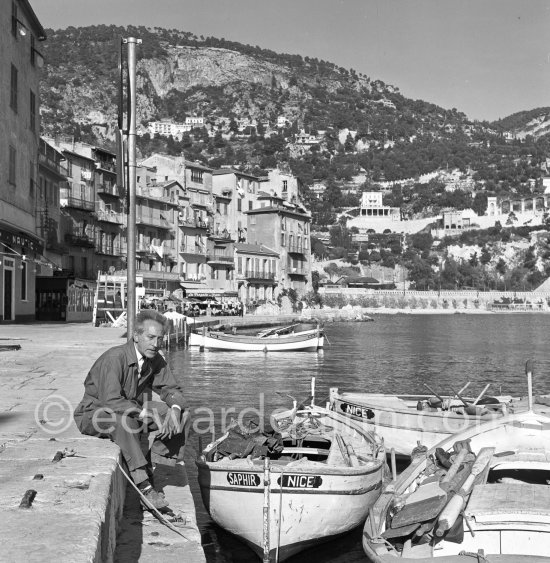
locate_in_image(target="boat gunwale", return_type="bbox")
[363,409,550,558]
[332,393,508,421]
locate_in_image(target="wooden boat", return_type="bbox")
[329,386,515,458]
[196,404,387,561]
[189,326,324,351]
[362,363,550,562]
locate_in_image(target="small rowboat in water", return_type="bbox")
[189,326,324,351]
[329,386,516,458]
[363,362,550,562]
[196,404,386,561]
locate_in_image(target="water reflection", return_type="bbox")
[169,313,550,562]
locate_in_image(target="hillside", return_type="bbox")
[40,25,550,201]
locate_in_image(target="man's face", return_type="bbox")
[134,320,165,359]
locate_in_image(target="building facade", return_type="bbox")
[246,193,312,297]
[0,0,46,321]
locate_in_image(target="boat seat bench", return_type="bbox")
[281,447,330,456]
[466,483,550,523]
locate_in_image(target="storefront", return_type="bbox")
[0,227,44,322]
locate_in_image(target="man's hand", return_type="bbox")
[156,406,183,440]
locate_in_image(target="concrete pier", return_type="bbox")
[0,323,205,563]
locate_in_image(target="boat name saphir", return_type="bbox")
[227,473,261,486]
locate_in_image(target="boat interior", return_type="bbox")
[373,425,550,558]
[201,408,381,469]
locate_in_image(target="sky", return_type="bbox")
[33,0,550,122]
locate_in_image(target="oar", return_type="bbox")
[423,383,446,404]
[473,383,491,405]
[448,385,469,408]
[456,382,471,397]
[435,447,495,537]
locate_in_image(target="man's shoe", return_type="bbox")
[141,487,169,510]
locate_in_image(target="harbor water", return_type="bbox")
[169,313,550,562]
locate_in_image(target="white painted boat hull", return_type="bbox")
[363,410,550,562]
[197,406,386,560]
[330,391,506,457]
[189,330,324,351]
[197,461,383,561]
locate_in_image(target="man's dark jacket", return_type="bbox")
[74,341,186,431]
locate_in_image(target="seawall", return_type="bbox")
[0,323,205,563]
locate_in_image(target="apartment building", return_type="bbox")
[37,138,66,270]
[0,0,46,321]
[212,168,261,245]
[178,162,213,294]
[136,179,181,297]
[246,192,312,296]
[260,167,303,203]
[235,243,279,303]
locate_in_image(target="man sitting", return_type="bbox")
[74,310,190,509]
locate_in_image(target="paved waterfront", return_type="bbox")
[0,323,204,563]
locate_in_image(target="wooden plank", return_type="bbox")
[392,481,447,528]
[281,447,330,456]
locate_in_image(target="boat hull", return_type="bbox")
[330,391,505,457]
[189,330,324,351]
[363,410,550,562]
[197,460,384,561]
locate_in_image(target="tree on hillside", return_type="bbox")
[472,192,488,216]
[329,224,352,249]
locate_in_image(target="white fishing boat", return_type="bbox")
[362,362,550,562]
[189,326,324,351]
[196,403,386,561]
[330,384,518,458]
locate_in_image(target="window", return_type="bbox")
[191,169,203,183]
[237,257,242,274]
[248,201,253,210]
[10,64,18,112]
[11,2,17,36]
[281,233,285,246]
[29,161,34,198]
[282,180,288,192]
[237,199,242,211]
[8,146,16,185]
[31,35,35,65]
[30,90,36,132]
[21,262,27,301]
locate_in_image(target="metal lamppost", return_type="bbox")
[118,36,141,339]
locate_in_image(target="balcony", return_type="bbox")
[95,243,122,256]
[136,215,172,229]
[178,217,208,229]
[207,255,234,266]
[288,242,307,255]
[65,233,95,247]
[136,186,177,205]
[62,195,95,212]
[96,160,117,174]
[288,268,307,277]
[136,243,158,256]
[97,184,120,197]
[208,229,234,242]
[245,270,276,281]
[38,152,68,177]
[96,209,123,224]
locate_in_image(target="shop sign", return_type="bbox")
[0,229,43,254]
